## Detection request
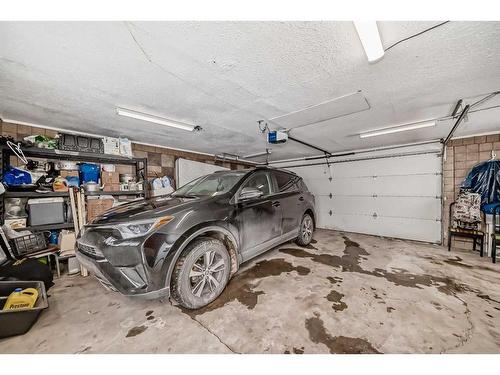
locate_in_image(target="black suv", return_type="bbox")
[76,167,315,309]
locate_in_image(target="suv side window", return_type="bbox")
[273,171,299,193]
[298,179,309,192]
[241,171,272,197]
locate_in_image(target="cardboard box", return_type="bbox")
[101,171,119,184]
[60,170,79,178]
[103,183,121,192]
[87,198,114,222]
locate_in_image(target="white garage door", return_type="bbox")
[284,151,442,243]
[175,158,228,187]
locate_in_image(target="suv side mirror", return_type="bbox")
[239,187,263,201]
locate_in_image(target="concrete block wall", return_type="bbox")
[0,121,251,190]
[443,133,500,250]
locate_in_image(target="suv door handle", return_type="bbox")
[299,196,304,201]
[272,201,281,207]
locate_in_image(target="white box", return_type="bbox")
[58,230,76,253]
[103,137,121,155]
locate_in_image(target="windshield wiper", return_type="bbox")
[172,194,198,198]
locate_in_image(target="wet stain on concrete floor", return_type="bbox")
[126,325,148,338]
[280,235,473,297]
[444,256,474,269]
[325,290,347,312]
[477,294,500,305]
[305,314,381,354]
[327,276,343,285]
[284,346,305,354]
[183,258,311,317]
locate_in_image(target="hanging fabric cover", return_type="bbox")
[453,190,482,228]
[461,160,500,207]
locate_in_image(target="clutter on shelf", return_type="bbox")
[151,175,174,196]
[23,135,58,149]
[0,132,147,279]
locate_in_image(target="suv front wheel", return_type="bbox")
[171,237,231,309]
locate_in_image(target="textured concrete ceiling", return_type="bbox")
[1,21,500,161]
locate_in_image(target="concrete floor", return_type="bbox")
[1,229,500,354]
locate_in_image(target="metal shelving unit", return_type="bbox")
[0,145,148,229]
[14,223,75,232]
[5,190,146,198]
[84,190,146,197]
[4,191,70,198]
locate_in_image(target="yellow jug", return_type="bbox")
[2,288,39,310]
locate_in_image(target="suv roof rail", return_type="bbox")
[254,165,297,175]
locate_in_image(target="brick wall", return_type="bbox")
[0,121,251,190]
[443,133,500,250]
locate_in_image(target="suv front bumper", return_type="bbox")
[75,246,170,300]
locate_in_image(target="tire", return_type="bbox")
[170,237,231,309]
[295,213,314,246]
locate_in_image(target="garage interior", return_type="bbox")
[1,20,500,354]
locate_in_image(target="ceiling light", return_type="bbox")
[353,21,384,63]
[359,120,436,138]
[116,108,199,132]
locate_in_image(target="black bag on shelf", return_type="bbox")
[0,258,54,291]
[0,241,54,291]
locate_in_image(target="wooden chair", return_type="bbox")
[448,201,485,256]
[491,204,500,264]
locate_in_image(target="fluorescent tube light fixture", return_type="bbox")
[354,21,384,63]
[116,108,200,132]
[359,120,436,138]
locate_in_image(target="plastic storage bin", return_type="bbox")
[79,163,100,184]
[11,232,48,257]
[27,197,65,226]
[0,280,48,338]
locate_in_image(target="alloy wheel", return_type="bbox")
[189,249,226,298]
[302,216,313,243]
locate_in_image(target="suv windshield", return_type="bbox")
[172,171,247,197]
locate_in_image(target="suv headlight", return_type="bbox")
[112,216,174,239]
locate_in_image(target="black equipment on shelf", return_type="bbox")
[58,133,104,154]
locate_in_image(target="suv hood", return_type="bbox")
[90,195,212,225]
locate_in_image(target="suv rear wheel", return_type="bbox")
[296,213,314,246]
[171,237,230,309]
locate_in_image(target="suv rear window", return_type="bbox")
[274,171,299,192]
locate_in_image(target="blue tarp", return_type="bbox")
[461,159,500,208]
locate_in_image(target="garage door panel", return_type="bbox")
[302,178,333,195]
[315,195,440,221]
[290,165,332,180]
[320,214,441,243]
[317,209,335,229]
[330,174,441,196]
[331,153,441,177]
[330,196,440,219]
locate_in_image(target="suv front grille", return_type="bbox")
[77,241,104,259]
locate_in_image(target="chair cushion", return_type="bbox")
[453,191,482,224]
